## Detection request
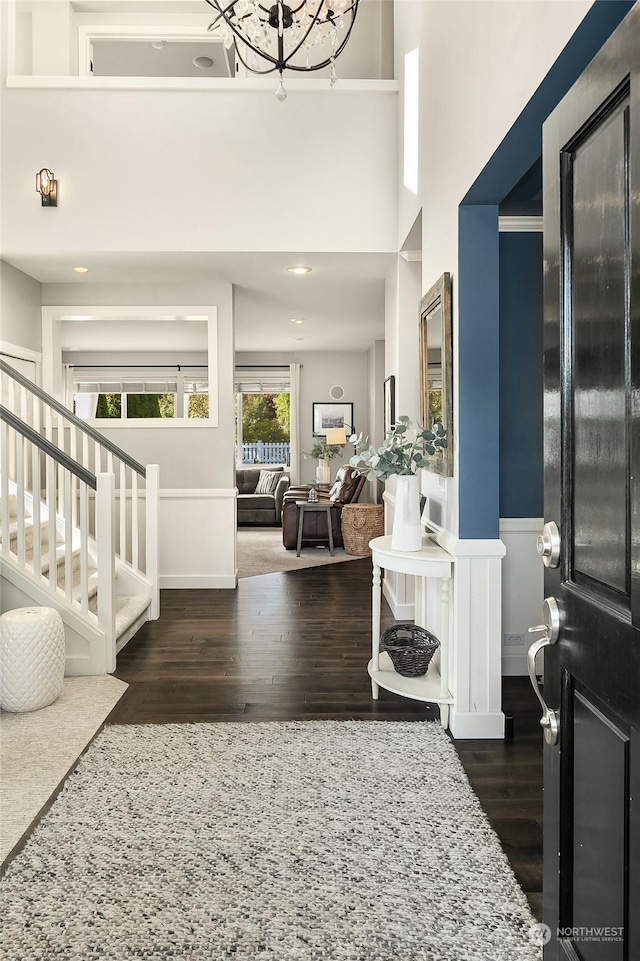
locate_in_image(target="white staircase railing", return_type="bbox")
[0,405,118,664]
[1,360,159,619]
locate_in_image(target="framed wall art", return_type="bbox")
[312,402,354,437]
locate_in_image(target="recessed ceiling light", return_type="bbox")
[193,56,215,69]
[151,41,165,50]
[294,337,305,342]
[287,265,312,275]
[73,266,89,273]
[290,318,304,325]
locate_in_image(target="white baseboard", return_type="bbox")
[450,709,505,739]
[160,574,237,589]
[382,579,414,620]
[502,654,529,676]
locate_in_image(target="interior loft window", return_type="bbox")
[72,367,207,420]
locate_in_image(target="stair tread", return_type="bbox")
[115,594,151,638]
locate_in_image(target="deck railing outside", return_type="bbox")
[240,441,290,465]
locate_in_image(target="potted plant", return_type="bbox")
[304,440,343,485]
[349,417,447,551]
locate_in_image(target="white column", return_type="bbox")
[449,537,506,739]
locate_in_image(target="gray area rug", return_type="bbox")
[0,721,541,960]
[0,675,128,864]
[236,525,361,577]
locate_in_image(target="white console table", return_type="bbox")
[368,534,455,729]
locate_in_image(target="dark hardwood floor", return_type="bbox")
[109,558,543,918]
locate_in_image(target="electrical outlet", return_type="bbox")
[504,633,525,647]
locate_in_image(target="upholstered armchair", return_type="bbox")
[281,465,366,549]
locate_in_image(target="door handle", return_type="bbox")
[527,596,561,746]
[527,635,560,745]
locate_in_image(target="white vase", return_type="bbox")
[316,458,331,485]
[391,474,422,552]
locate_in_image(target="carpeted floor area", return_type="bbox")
[236,525,362,577]
[0,675,128,865]
[0,720,541,960]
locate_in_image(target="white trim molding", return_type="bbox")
[160,574,237,589]
[498,216,543,233]
[7,75,399,94]
[0,341,42,364]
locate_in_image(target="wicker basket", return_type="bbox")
[341,503,385,556]
[380,623,440,677]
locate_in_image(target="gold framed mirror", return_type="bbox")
[419,272,453,477]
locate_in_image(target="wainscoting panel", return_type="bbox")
[449,537,506,739]
[159,488,237,589]
[499,518,544,676]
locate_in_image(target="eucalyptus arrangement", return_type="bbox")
[349,417,447,481]
[304,441,343,461]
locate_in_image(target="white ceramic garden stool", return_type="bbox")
[0,607,65,713]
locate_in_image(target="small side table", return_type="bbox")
[295,501,335,557]
[368,534,454,729]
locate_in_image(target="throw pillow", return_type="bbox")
[255,470,282,495]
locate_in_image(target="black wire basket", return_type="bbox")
[380,623,440,678]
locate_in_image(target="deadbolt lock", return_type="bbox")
[537,521,561,568]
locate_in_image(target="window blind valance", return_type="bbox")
[234,367,290,394]
[72,367,208,394]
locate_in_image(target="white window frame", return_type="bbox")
[43,305,218,429]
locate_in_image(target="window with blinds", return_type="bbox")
[71,367,208,420]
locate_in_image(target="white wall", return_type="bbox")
[0,88,397,257]
[367,339,385,503]
[0,260,42,353]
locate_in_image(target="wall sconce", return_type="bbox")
[36,168,57,207]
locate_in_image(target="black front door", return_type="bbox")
[542,4,640,959]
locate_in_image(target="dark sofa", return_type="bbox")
[281,465,366,549]
[236,467,290,526]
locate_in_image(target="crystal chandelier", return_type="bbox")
[205,0,360,100]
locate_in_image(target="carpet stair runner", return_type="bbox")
[0,494,150,653]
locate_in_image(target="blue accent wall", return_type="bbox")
[458,205,500,539]
[456,0,634,540]
[499,232,544,518]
